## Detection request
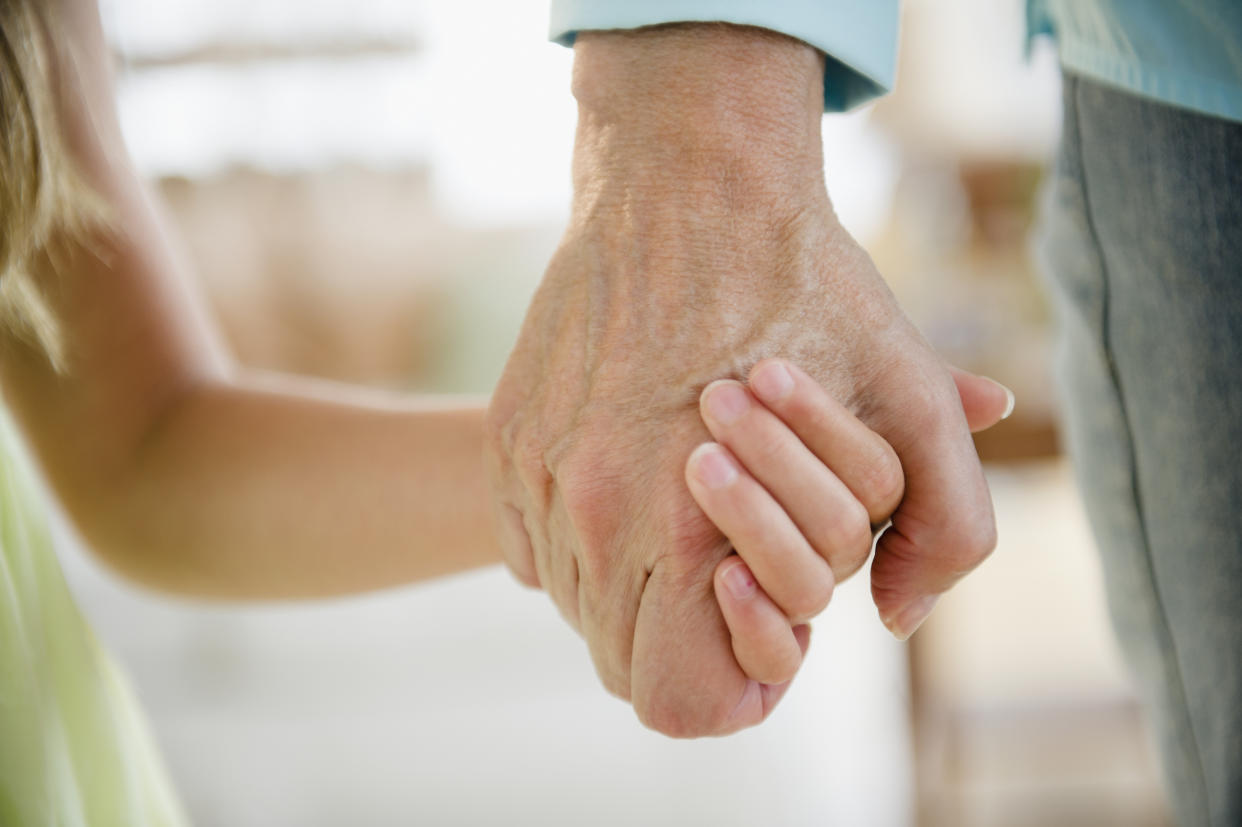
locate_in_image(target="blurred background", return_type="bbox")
[44,0,1169,823]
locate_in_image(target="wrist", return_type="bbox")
[570,24,827,207]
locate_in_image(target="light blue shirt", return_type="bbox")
[550,0,1242,123]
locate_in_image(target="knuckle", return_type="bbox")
[638,692,732,739]
[556,457,626,581]
[512,434,553,496]
[555,595,582,632]
[870,575,907,611]
[597,667,631,702]
[483,395,521,460]
[820,498,871,556]
[783,575,834,622]
[550,551,583,630]
[750,649,801,686]
[957,515,998,570]
[574,539,610,591]
[587,629,634,703]
[859,447,905,514]
[845,499,875,550]
[557,453,604,510]
[502,555,541,589]
[928,513,998,580]
[513,433,545,474]
[636,698,697,739]
[834,540,873,583]
[575,541,617,595]
[900,391,961,441]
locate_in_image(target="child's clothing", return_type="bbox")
[0,410,187,826]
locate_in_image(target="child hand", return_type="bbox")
[686,359,1014,686]
[685,359,906,686]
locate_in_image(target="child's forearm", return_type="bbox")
[0,177,502,599]
[0,0,501,599]
[60,373,500,598]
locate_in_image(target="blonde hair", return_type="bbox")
[0,0,104,366]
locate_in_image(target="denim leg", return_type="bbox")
[1039,75,1242,827]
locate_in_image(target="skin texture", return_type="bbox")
[0,0,501,599]
[486,24,1001,737]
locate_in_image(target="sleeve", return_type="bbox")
[549,0,900,112]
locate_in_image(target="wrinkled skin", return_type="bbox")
[485,25,996,737]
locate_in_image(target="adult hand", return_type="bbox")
[485,24,1000,736]
[698,361,1012,688]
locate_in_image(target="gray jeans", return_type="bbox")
[1039,75,1242,827]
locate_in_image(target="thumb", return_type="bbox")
[949,367,1015,433]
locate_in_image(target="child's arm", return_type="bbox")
[686,359,1013,684]
[0,0,499,599]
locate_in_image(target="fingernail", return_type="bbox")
[751,360,794,403]
[703,382,749,425]
[722,561,756,599]
[692,444,738,489]
[992,379,1016,420]
[889,594,939,641]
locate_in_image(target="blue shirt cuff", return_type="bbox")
[549,0,899,112]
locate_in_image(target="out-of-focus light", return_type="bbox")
[101,0,424,57]
[117,58,433,177]
[105,0,576,227]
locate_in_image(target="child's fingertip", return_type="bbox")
[699,378,742,410]
[750,359,794,403]
[720,559,756,600]
[689,442,738,489]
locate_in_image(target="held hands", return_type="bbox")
[485,24,1010,737]
[690,360,1013,687]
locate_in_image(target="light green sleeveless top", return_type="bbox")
[0,411,187,827]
